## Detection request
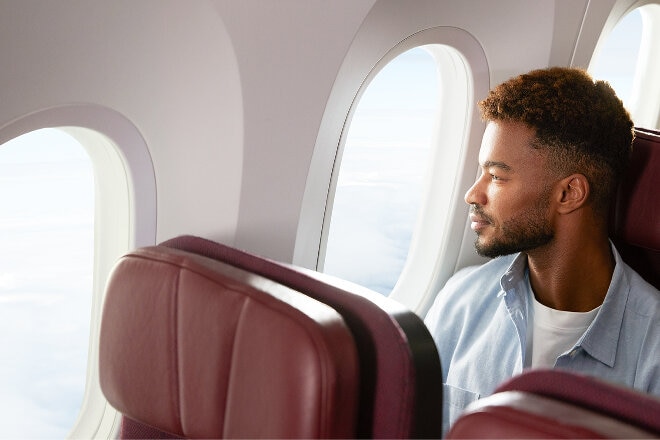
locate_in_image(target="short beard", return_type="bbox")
[473,201,554,258]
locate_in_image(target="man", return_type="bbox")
[424,67,659,435]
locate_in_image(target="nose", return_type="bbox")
[464,175,486,206]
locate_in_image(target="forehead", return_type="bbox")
[479,120,545,170]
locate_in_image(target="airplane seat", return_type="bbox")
[446,369,660,439]
[609,127,660,288]
[159,234,444,439]
[99,245,359,439]
[119,416,181,439]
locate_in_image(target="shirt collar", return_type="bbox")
[497,245,630,368]
[498,253,531,318]
[499,253,528,294]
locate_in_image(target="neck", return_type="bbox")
[525,232,614,312]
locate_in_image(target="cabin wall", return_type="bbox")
[0,0,243,245]
[0,0,610,263]
[213,0,377,260]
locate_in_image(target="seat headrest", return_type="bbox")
[495,369,660,435]
[447,370,660,438]
[611,127,660,250]
[99,246,359,438]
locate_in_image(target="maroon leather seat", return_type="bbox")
[610,127,660,288]
[159,234,444,439]
[446,370,660,438]
[495,370,660,434]
[99,245,359,438]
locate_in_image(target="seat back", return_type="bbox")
[446,370,660,438]
[610,127,660,288]
[495,369,660,434]
[160,235,444,439]
[99,246,359,438]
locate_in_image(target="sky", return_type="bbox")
[590,8,642,107]
[0,129,94,438]
[0,8,644,439]
[323,47,439,295]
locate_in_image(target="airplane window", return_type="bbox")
[0,129,94,438]
[590,8,642,112]
[322,47,439,295]
[590,4,660,129]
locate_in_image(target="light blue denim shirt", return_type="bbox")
[424,244,659,435]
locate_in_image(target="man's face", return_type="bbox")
[464,120,556,258]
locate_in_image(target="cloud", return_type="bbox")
[0,273,16,290]
[0,288,90,439]
[0,127,96,438]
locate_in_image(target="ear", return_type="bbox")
[556,174,590,214]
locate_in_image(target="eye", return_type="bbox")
[490,173,501,181]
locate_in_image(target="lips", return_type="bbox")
[469,206,492,232]
[470,214,490,232]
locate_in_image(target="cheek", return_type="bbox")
[488,185,545,215]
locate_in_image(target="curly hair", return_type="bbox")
[479,67,634,215]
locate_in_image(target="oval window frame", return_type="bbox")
[0,104,156,439]
[299,26,489,313]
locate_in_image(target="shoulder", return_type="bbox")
[621,268,660,392]
[442,254,516,294]
[605,244,659,318]
[425,254,516,319]
[619,260,659,318]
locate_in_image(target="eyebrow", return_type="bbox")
[482,160,513,172]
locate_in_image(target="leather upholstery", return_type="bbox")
[498,369,660,434]
[119,417,181,439]
[99,246,359,438]
[447,370,660,438]
[446,391,655,438]
[610,127,660,288]
[160,235,444,439]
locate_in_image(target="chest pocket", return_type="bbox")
[443,384,480,435]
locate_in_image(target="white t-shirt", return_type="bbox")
[529,297,600,368]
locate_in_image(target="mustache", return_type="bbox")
[469,204,493,223]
